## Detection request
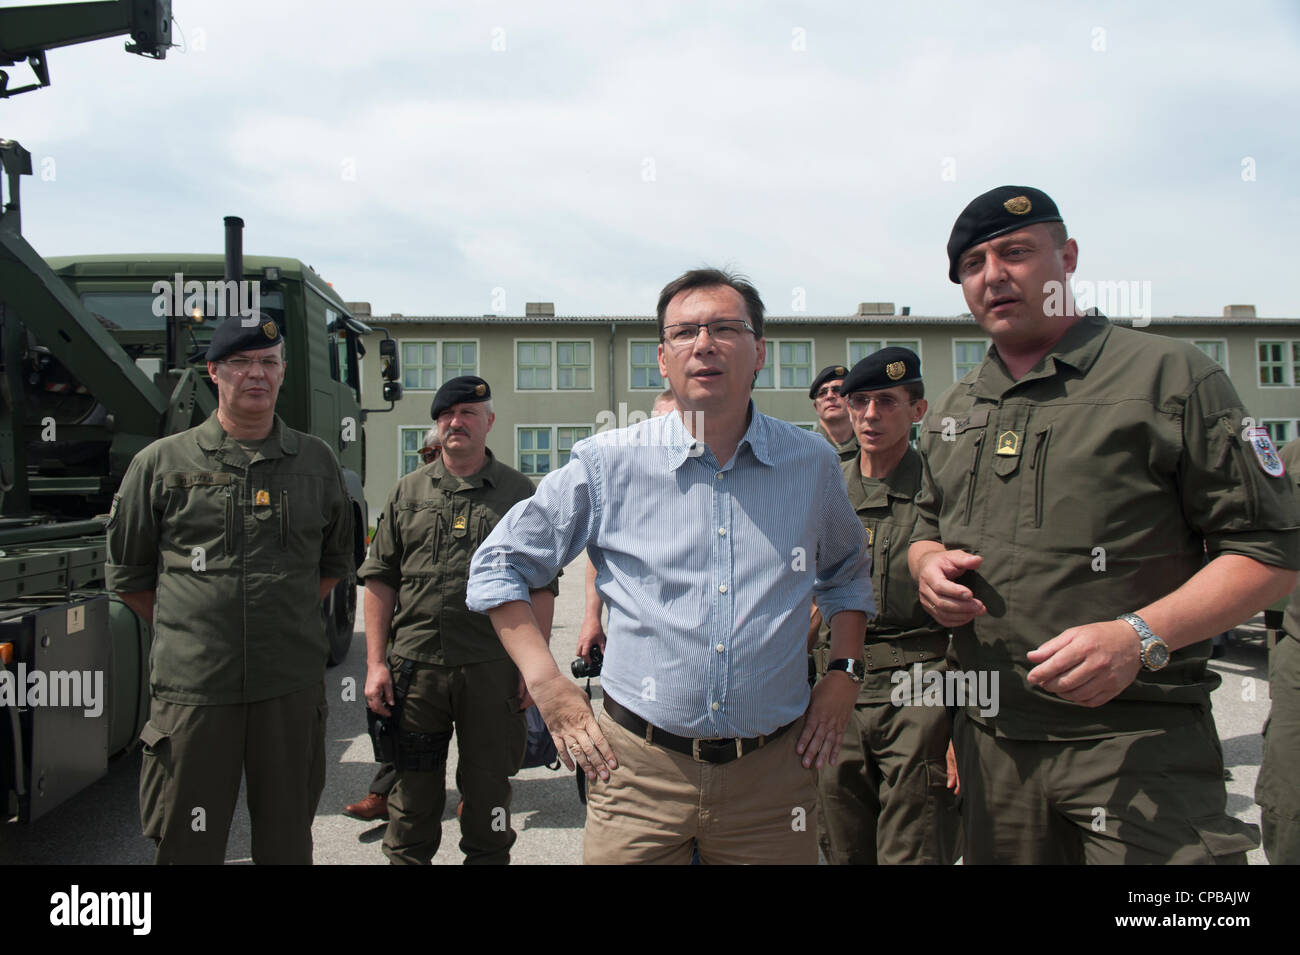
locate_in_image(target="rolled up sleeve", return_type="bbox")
[467,449,601,613]
[810,451,873,621]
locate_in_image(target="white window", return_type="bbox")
[755,339,813,390]
[516,339,595,391]
[1260,420,1297,446]
[953,340,989,380]
[517,425,594,474]
[846,339,922,366]
[400,339,478,391]
[629,340,664,390]
[1257,340,1300,387]
[398,426,428,476]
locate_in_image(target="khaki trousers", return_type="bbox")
[139,681,327,865]
[583,707,818,865]
[954,708,1258,864]
[1257,632,1300,864]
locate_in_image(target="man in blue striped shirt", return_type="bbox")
[467,269,872,864]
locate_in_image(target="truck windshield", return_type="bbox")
[81,290,285,331]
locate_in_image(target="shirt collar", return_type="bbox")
[973,312,1112,399]
[196,411,297,459]
[847,446,920,508]
[663,402,774,471]
[432,448,499,490]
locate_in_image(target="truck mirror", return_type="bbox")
[383,381,403,402]
[379,338,400,380]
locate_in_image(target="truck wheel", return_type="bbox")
[324,579,356,666]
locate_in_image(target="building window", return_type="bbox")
[442,341,477,380]
[755,339,813,390]
[399,426,428,476]
[954,340,988,379]
[518,425,593,474]
[557,426,593,466]
[518,427,551,474]
[402,342,439,391]
[1192,340,1227,370]
[557,341,592,389]
[1261,420,1295,446]
[847,339,921,365]
[1257,341,1300,387]
[629,341,664,390]
[517,342,552,390]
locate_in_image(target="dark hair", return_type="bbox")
[903,381,925,401]
[1044,221,1069,249]
[656,268,765,339]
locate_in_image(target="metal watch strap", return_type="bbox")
[1117,612,1168,670]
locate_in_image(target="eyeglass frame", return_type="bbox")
[843,391,915,413]
[659,319,758,348]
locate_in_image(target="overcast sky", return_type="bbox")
[5,0,1298,318]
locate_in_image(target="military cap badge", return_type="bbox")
[1003,196,1032,215]
[474,383,486,396]
[886,361,905,381]
[262,321,277,339]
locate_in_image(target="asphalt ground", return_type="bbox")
[0,552,1280,865]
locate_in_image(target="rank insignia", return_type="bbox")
[995,431,1021,456]
[1003,196,1032,215]
[886,361,905,381]
[864,526,874,547]
[1245,427,1285,477]
[262,321,277,339]
[454,515,468,531]
[255,489,270,506]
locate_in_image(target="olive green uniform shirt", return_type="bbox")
[821,424,860,462]
[913,314,1300,740]
[358,449,556,666]
[106,412,354,706]
[1281,441,1300,641]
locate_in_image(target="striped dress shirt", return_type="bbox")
[467,405,873,738]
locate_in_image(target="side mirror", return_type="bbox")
[383,381,403,402]
[380,339,400,381]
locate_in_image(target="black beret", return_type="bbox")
[430,375,491,419]
[840,347,922,395]
[809,364,850,399]
[946,185,1063,283]
[205,313,283,361]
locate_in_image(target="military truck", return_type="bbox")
[0,1,404,824]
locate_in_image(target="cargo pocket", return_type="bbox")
[138,720,173,841]
[1189,814,1259,865]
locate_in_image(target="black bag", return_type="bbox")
[520,704,560,770]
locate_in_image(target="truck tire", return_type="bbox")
[324,578,356,666]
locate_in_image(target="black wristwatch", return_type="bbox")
[1117,612,1170,671]
[826,658,864,683]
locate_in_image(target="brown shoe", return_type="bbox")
[344,793,389,820]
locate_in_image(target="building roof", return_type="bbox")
[361,312,1300,327]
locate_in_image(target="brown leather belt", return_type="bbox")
[602,694,796,765]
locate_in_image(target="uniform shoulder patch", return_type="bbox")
[1246,427,1285,477]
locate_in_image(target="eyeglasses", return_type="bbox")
[812,386,842,401]
[219,357,284,372]
[661,320,756,348]
[845,392,910,413]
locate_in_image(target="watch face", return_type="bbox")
[1146,642,1170,669]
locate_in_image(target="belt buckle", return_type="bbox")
[692,737,743,763]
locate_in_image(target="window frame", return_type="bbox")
[397,425,431,477]
[397,337,480,392]
[627,339,665,392]
[515,423,595,475]
[514,338,596,393]
[754,337,815,391]
[845,338,924,368]
[952,338,991,381]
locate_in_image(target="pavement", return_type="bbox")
[0,552,1280,864]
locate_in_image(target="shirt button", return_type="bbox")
[716,643,725,652]
[715,472,724,480]
[718,584,727,594]
[717,528,726,536]
[711,702,720,711]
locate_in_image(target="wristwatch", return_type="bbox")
[826,658,864,683]
[1117,612,1170,671]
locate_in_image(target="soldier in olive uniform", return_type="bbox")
[1257,438,1300,864]
[107,315,353,864]
[909,185,1300,863]
[810,364,859,462]
[812,348,959,864]
[360,376,557,865]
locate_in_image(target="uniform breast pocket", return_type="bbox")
[160,471,237,571]
[925,409,989,528]
[275,476,328,556]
